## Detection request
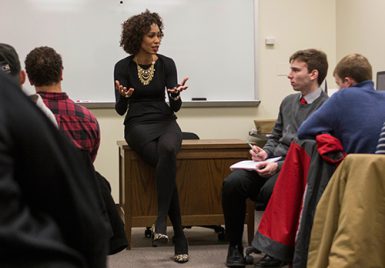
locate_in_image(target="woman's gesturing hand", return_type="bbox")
[115,80,134,98]
[167,77,189,95]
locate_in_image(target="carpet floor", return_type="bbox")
[107,211,291,268]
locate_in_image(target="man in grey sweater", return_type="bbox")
[222,49,329,268]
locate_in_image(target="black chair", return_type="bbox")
[181,131,200,140]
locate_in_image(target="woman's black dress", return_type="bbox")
[114,54,182,152]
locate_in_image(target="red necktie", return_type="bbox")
[300,97,307,105]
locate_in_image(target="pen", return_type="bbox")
[249,143,261,154]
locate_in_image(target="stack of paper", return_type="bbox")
[230,156,282,171]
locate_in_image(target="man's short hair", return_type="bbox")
[333,53,372,83]
[290,49,328,86]
[0,43,21,79]
[25,46,63,86]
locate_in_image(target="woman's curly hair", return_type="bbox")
[120,10,163,55]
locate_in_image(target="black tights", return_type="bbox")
[136,127,183,235]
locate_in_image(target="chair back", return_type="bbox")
[182,132,200,140]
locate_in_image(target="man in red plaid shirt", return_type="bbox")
[25,46,128,254]
[24,46,100,162]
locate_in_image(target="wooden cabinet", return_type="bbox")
[117,139,255,249]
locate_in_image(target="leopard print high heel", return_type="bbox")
[151,223,168,247]
[173,234,189,263]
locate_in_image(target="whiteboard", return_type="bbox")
[1,0,256,103]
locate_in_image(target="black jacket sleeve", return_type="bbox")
[163,56,182,112]
[113,59,130,115]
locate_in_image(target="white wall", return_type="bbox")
[93,0,337,200]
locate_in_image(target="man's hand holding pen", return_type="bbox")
[249,143,278,177]
[248,143,268,161]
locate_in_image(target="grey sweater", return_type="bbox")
[263,91,328,167]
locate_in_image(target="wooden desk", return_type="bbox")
[117,139,255,249]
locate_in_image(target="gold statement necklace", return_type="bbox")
[135,57,155,86]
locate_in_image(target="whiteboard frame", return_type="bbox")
[1,0,259,107]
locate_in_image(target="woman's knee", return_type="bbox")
[158,142,178,158]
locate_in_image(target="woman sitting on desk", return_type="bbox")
[113,10,189,263]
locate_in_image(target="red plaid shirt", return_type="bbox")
[39,92,100,162]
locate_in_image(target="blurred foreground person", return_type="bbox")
[0,71,108,268]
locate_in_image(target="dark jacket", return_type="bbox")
[0,72,109,268]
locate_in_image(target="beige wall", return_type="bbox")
[336,0,385,78]
[93,0,337,200]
